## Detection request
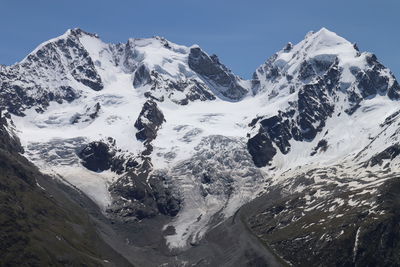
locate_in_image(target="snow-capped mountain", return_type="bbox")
[247,28,400,266]
[3,28,255,249]
[1,27,400,266]
[249,27,400,167]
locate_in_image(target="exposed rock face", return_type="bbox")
[160,78,216,105]
[70,102,101,124]
[77,138,139,174]
[78,141,114,172]
[140,73,218,105]
[310,139,328,156]
[108,161,181,221]
[247,131,277,168]
[0,110,23,153]
[134,100,165,143]
[248,77,335,167]
[188,47,248,100]
[132,64,152,87]
[367,144,400,167]
[357,53,400,100]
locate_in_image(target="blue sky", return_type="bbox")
[1,0,399,78]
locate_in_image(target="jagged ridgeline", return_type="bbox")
[1,27,400,266]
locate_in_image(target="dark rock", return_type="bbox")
[247,77,334,167]
[283,42,293,53]
[260,115,292,154]
[149,174,181,217]
[388,80,400,100]
[297,81,334,140]
[76,137,139,174]
[134,100,165,143]
[77,141,114,172]
[163,225,176,236]
[310,139,328,156]
[54,32,104,91]
[368,144,400,167]
[59,86,78,103]
[173,79,216,105]
[109,166,181,220]
[133,64,152,87]
[188,47,247,100]
[298,61,315,81]
[88,102,101,119]
[253,54,281,83]
[0,110,23,153]
[323,59,341,92]
[247,133,277,167]
[380,110,400,127]
[345,90,362,115]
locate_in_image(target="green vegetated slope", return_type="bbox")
[0,112,132,266]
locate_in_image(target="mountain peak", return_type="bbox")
[67,28,99,39]
[310,27,350,46]
[253,27,400,104]
[257,28,357,77]
[21,28,99,64]
[312,27,335,36]
[305,27,344,41]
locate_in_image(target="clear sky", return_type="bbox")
[1,0,399,79]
